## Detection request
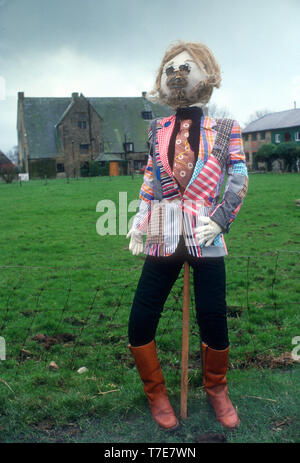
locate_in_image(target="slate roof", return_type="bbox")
[243,108,300,133]
[22,97,71,159]
[20,96,173,159]
[89,97,171,154]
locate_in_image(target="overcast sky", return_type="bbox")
[0,0,299,153]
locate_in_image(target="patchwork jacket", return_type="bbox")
[132,115,248,258]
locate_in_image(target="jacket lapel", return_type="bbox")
[156,115,175,178]
[199,116,218,163]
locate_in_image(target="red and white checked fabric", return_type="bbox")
[182,156,221,215]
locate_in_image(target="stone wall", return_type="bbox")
[56,93,104,178]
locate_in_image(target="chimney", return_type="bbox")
[72,92,79,101]
[18,91,24,101]
[294,101,297,109]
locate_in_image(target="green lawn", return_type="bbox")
[0,173,299,443]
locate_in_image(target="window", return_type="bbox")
[141,110,153,120]
[80,144,89,154]
[260,132,265,140]
[56,163,64,173]
[78,120,87,129]
[275,134,280,143]
[295,132,300,142]
[252,133,257,141]
[124,142,134,153]
[245,152,249,162]
[244,134,248,141]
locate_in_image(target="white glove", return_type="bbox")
[194,216,222,247]
[126,227,144,256]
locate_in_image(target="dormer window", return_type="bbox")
[124,142,134,153]
[141,111,153,120]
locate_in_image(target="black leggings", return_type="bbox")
[128,236,229,350]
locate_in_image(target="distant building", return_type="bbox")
[17,92,173,179]
[0,149,16,182]
[0,150,14,169]
[242,108,300,168]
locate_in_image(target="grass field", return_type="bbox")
[0,173,299,443]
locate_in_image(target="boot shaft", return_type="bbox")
[201,342,239,429]
[129,340,167,398]
[202,342,228,389]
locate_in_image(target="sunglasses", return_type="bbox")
[165,63,191,76]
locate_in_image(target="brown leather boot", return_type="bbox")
[202,342,240,429]
[129,340,179,430]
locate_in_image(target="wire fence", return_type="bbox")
[0,248,299,374]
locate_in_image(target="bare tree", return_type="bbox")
[245,108,271,125]
[207,103,232,118]
[6,145,19,165]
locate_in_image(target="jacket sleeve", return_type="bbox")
[131,126,154,233]
[209,120,248,233]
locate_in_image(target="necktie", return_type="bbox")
[172,119,195,193]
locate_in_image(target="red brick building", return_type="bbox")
[242,108,300,169]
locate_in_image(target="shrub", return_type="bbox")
[0,163,18,183]
[255,144,277,171]
[80,161,109,177]
[275,142,300,172]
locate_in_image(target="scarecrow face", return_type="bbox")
[160,50,207,108]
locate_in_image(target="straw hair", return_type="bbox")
[147,40,221,107]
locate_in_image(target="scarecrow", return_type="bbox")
[126,41,248,430]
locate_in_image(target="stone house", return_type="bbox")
[17,91,173,179]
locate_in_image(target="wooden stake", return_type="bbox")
[180,260,190,419]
